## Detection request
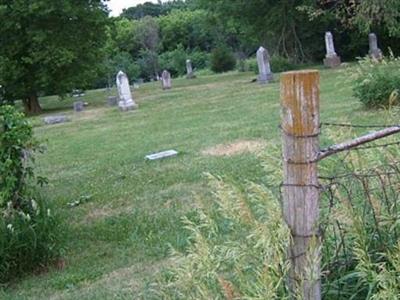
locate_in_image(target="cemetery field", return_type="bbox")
[1,69,392,299]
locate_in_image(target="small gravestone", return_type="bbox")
[323,32,341,68]
[146,150,178,161]
[161,70,172,90]
[107,96,118,106]
[43,115,69,125]
[256,46,273,84]
[72,89,85,98]
[186,59,196,79]
[73,101,84,112]
[116,71,138,111]
[369,33,383,60]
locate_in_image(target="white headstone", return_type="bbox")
[256,46,273,84]
[368,33,383,60]
[323,32,341,68]
[186,59,195,79]
[161,70,172,90]
[116,71,138,111]
[325,32,337,58]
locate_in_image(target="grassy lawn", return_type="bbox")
[0,68,392,299]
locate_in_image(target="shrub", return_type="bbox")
[159,45,187,77]
[0,105,62,283]
[352,55,400,108]
[210,46,236,73]
[189,50,209,71]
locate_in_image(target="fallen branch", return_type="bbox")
[318,126,400,161]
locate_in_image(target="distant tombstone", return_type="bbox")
[116,71,138,111]
[73,101,84,112]
[186,59,196,79]
[256,46,273,84]
[107,96,118,106]
[43,115,69,125]
[323,32,341,68]
[161,70,172,90]
[369,33,383,60]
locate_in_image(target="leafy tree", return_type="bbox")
[312,0,400,37]
[0,0,108,114]
[120,0,191,20]
[136,16,160,79]
[158,9,214,52]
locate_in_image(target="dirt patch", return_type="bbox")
[202,139,266,157]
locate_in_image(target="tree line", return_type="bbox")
[1,0,400,114]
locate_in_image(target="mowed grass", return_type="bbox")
[1,69,392,299]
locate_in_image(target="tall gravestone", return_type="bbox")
[116,71,138,111]
[161,70,172,90]
[323,32,341,68]
[257,46,273,84]
[369,33,383,60]
[186,59,196,79]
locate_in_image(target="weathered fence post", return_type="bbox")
[281,70,321,300]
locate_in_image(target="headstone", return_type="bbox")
[107,96,118,106]
[323,32,341,68]
[186,59,196,79]
[369,33,383,60]
[43,115,69,125]
[146,150,178,161]
[72,89,85,98]
[116,71,138,111]
[73,101,84,112]
[256,46,273,84]
[161,70,172,90]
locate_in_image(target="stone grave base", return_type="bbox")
[118,100,138,111]
[324,56,341,68]
[258,73,273,84]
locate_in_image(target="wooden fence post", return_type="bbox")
[281,70,321,300]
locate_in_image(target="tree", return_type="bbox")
[312,0,400,37]
[0,0,108,114]
[197,0,319,62]
[136,16,160,79]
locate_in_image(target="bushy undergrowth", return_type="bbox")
[148,116,400,299]
[210,46,236,73]
[0,105,62,283]
[351,54,400,108]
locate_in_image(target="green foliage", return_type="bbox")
[137,49,160,81]
[351,55,400,108]
[0,0,109,113]
[0,106,37,208]
[0,105,62,283]
[120,0,190,20]
[319,124,400,299]
[159,9,213,52]
[0,195,62,284]
[210,46,236,73]
[159,45,188,77]
[189,50,210,70]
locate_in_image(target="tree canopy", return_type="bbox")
[0,0,109,114]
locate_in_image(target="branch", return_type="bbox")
[318,126,400,161]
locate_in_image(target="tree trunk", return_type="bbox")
[23,94,42,115]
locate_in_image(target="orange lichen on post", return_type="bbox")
[280,70,321,300]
